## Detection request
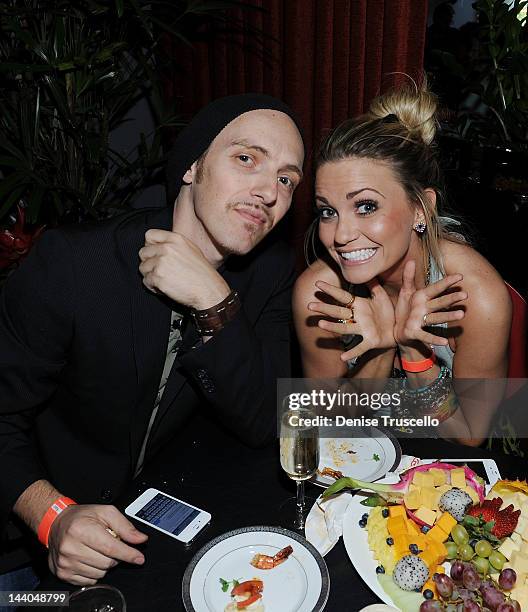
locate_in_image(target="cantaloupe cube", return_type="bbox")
[426,524,449,544]
[407,520,421,535]
[419,549,437,569]
[436,511,457,535]
[414,506,437,526]
[388,516,407,537]
[388,505,406,518]
[429,468,446,486]
[450,468,466,488]
[434,565,445,574]
[428,540,448,564]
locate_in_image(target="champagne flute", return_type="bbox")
[279,407,319,530]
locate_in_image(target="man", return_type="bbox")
[0,94,304,588]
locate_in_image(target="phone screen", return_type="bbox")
[135,493,200,535]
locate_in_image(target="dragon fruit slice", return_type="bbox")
[321,461,485,503]
[438,487,473,521]
[392,554,430,591]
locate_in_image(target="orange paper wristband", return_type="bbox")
[37,496,77,547]
[401,352,437,373]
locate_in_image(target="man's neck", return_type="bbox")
[171,194,226,269]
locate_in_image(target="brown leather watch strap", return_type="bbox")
[191,290,241,336]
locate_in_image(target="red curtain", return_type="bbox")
[166,0,428,265]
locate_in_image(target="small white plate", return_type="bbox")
[182,526,330,612]
[313,427,401,487]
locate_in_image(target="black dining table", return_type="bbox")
[29,412,523,612]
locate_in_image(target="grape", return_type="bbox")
[475,540,493,558]
[463,565,482,591]
[419,601,443,612]
[473,556,490,575]
[446,541,458,559]
[510,600,521,612]
[496,604,515,612]
[481,586,506,610]
[434,573,454,598]
[498,568,517,590]
[452,524,470,545]
[459,543,475,561]
[463,602,481,612]
[451,560,465,583]
[489,551,507,571]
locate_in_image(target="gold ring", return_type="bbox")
[343,295,355,308]
[423,313,428,327]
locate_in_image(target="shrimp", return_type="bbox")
[319,466,344,480]
[250,545,293,570]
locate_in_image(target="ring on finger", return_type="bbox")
[343,294,355,308]
[423,313,429,327]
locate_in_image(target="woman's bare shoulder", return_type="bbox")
[441,239,511,317]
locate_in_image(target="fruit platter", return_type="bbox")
[323,462,528,611]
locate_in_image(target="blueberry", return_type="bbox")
[423,589,434,599]
[382,508,389,518]
[469,538,478,548]
[361,513,369,521]
[409,543,419,554]
[375,565,385,574]
[386,537,394,546]
[421,525,430,533]
[359,519,367,528]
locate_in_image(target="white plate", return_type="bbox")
[182,526,330,612]
[341,475,402,608]
[313,428,401,487]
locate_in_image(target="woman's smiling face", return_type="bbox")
[315,157,423,285]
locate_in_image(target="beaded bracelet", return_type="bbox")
[191,290,241,336]
[400,365,453,417]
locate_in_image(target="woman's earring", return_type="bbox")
[414,221,426,233]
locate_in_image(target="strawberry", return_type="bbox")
[467,497,503,523]
[491,504,521,539]
[466,497,520,539]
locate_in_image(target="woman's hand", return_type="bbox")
[308,279,397,362]
[393,260,467,349]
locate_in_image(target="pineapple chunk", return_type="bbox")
[420,487,437,510]
[463,485,480,504]
[414,506,437,526]
[450,468,466,488]
[412,471,426,486]
[429,468,446,486]
[404,490,421,510]
[421,472,435,488]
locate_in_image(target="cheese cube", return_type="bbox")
[429,468,446,486]
[514,515,528,537]
[511,532,523,547]
[498,537,520,560]
[510,551,528,573]
[414,506,437,526]
[450,468,466,488]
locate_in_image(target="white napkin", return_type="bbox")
[305,455,424,556]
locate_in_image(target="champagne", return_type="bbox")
[280,410,319,481]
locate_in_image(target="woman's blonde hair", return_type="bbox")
[310,77,461,277]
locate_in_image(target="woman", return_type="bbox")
[293,82,512,446]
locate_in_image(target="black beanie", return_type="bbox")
[166,93,304,204]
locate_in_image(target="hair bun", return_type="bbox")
[369,78,438,145]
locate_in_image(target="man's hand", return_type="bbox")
[139,230,230,309]
[48,505,148,586]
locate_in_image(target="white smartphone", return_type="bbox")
[426,458,502,491]
[125,488,211,544]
